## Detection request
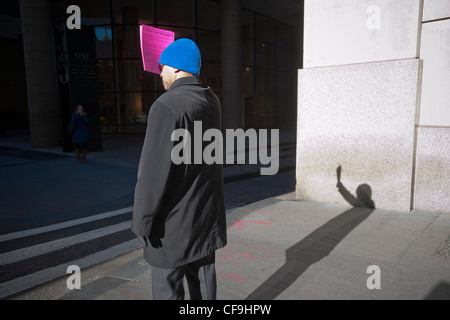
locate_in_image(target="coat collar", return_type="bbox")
[169,76,203,91]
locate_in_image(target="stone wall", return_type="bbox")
[297,0,449,213]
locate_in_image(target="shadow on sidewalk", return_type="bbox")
[246,166,375,300]
[424,282,450,300]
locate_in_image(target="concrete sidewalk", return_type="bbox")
[55,193,450,300]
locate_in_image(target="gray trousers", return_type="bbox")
[150,253,217,300]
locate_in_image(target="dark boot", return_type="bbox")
[75,149,82,163]
[82,149,87,163]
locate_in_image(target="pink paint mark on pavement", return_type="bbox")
[228,220,272,234]
[217,240,276,267]
[217,270,246,283]
[117,286,146,300]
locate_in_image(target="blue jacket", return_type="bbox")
[71,114,88,143]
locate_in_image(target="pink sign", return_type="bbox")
[140,25,175,74]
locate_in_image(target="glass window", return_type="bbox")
[97,59,115,93]
[242,65,254,95]
[156,0,193,28]
[118,92,155,131]
[242,9,253,38]
[113,0,154,25]
[257,94,275,129]
[168,26,196,41]
[197,30,221,63]
[242,37,253,67]
[255,41,275,69]
[114,25,141,59]
[115,59,145,92]
[255,14,275,45]
[71,0,299,134]
[255,69,275,95]
[95,26,113,41]
[78,0,111,25]
[274,20,295,49]
[197,0,222,31]
[95,26,113,59]
[140,70,160,95]
[99,92,117,132]
[200,61,221,93]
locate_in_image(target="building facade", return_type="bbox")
[0,0,300,150]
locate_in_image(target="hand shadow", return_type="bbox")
[336,165,375,209]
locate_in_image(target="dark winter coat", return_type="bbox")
[131,76,227,269]
[71,114,88,143]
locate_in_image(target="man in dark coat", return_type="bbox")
[131,39,227,300]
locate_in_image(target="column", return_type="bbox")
[19,0,61,147]
[221,0,242,130]
[122,7,142,132]
[414,0,450,212]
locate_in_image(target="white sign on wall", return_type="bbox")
[422,0,450,22]
[420,19,450,127]
[303,0,422,68]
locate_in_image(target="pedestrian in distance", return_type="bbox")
[71,105,88,163]
[131,38,227,300]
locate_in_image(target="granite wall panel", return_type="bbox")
[296,59,421,212]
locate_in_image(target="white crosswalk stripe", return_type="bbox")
[0,207,141,299]
[0,240,140,300]
[0,221,133,265]
[0,207,133,243]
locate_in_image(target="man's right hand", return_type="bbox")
[137,236,149,248]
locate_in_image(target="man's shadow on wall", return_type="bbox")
[245,166,375,300]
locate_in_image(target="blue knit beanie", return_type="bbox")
[159,38,201,76]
